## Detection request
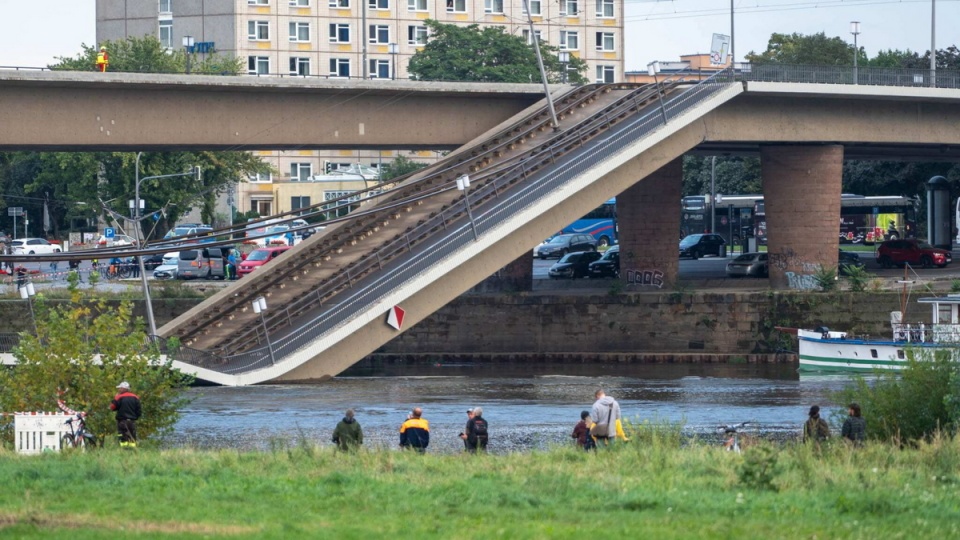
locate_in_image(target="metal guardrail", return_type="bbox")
[0,333,21,353]
[177,70,736,374]
[740,64,960,89]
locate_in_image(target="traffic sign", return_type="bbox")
[104,227,115,239]
[386,305,406,331]
[7,207,23,217]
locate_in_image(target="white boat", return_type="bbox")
[790,295,960,372]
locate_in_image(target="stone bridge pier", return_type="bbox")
[617,157,682,289]
[761,145,843,289]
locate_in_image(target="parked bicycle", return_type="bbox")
[718,422,755,454]
[56,395,98,450]
[103,259,133,280]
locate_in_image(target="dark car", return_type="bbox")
[588,245,620,278]
[876,239,951,268]
[141,253,165,271]
[838,250,865,275]
[679,233,725,259]
[548,251,603,279]
[535,234,598,259]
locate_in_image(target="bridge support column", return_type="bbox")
[761,145,843,289]
[500,251,533,291]
[618,157,682,289]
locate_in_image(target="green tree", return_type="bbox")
[745,32,856,66]
[682,156,761,197]
[51,35,241,75]
[408,20,588,83]
[380,155,428,181]
[0,276,193,444]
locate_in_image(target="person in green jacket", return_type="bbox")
[332,409,363,451]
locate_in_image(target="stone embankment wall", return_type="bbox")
[0,292,910,363]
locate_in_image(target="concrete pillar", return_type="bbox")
[617,157,682,289]
[499,250,533,291]
[761,145,843,289]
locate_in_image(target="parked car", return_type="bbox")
[679,233,725,259]
[534,234,597,259]
[97,234,137,247]
[588,245,620,278]
[152,252,181,280]
[876,239,951,268]
[141,253,165,271]
[163,224,214,244]
[11,238,61,255]
[838,250,865,275]
[237,246,292,277]
[548,251,603,279]
[291,218,325,240]
[726,253,768,278]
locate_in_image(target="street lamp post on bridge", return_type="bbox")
[850,22,861,85]
[647,61,668,125]
[252,296,276,365]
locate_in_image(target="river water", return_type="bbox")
[167,363,855,453]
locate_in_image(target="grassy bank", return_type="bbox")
[2,437,959,538]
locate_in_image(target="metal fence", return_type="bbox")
[740,64,960,89]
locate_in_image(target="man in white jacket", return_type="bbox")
[591,389,621,446]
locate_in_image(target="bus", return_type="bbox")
[682,194,917,246]
[558,198,617,247]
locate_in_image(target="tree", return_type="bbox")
[51,35,241,75]
[682,156,761,198]
[0,275,193,444]
[408,20,588,84]
[380,155,428,181]
[745,32,856,66]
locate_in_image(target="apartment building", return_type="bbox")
[96,0,624,218]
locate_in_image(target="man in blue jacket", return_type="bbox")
[399,407,430,452]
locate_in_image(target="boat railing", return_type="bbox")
[892,323,960,344]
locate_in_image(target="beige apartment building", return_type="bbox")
[96,0,624,218]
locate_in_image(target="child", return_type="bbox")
[571,410,596,451]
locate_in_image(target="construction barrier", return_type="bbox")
[14,412,72,454]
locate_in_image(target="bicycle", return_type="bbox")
[56,396,98,450]
[718,422,755,454]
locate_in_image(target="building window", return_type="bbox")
[290,163,313,181]
[596,0,613,17]
[407,0,427,11]
[522,0,541,15]
[160,0,172,13]
[446,0,466,12]
[329,23,350,43]
[368,0,389,8]
[248,56,270,75]
[291,196,312,211]
[248,20,269,41]
[159,20,173,48]
[560,0,578,15]
[369,25,390,44]
[521,29,541,44]
[369,59,390,78]
[330,58,351,77]
[329,0,349,6]
[559,30,578,51]
[289,22,310,42]
[248,0,269,4]
[289,56,311,75]
[249,172,273,182]
[596,32,614,51]
[289,0,309,5]
[251,200,273,215]
[596,65,614,83]
[407,25,427,45]
[484,0,503,13]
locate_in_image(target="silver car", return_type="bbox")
[726,253,768,278]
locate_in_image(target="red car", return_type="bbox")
[237,246,291,277]
[876,239,951,268]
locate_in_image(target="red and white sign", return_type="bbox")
[386,305,406,330]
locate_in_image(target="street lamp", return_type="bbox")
[456,174,479,241]
[133,152,202,337]
[520,0,560,130]
[183,36,195,74]
[558,51,570,84]
[19,281,37,335]
[252,296,276,365]
[647,61,668,124]
[849,22,860,84]
[388,43,399,80]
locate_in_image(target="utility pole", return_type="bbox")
[521,0,559,130]
[362,0,368,79]
[930,0,937,87]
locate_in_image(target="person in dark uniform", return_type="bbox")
[110,381,142,448]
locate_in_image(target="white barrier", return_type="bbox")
[14,412,71,454]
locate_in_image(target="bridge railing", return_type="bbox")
[191,70,739,375]
[740,64,960,89]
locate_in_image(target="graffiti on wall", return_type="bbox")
[625,269,665,288]
[768,248,820,272]
[785,271,818,290]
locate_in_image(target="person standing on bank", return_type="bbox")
[110,381,142,448]
[465,406,489,452]
[590,389,621,446]
[332,408,363,451]
[841,403,866,446]
[459,408,475,451]
[803,405,830,444]
[399,407,430,452]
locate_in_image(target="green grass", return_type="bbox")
[2,435,959,538]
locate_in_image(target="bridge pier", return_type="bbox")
[761,145,843,289]
[499,251,534,291]
[617,157,682,289]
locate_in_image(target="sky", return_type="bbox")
[0,0,957,71]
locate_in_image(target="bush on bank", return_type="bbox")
[0,435,959,538]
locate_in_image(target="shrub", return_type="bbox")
[738,443,780,490]
[813,265,837,292]
[843,265,873,292]
[952,279,960,293]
